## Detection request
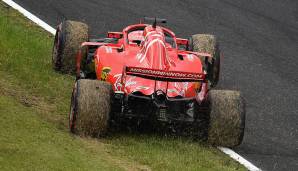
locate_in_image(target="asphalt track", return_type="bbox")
[8,0,298,170]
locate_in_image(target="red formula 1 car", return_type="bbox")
[52,18,245,147]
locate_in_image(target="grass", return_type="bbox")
[0,3,246,171]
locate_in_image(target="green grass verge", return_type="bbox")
[0,3,245,171]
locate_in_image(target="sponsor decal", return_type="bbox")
[187,54,194,61]
[172,82,190,96]
[125,76,137,87]
[105,46,112,53]
[167,89,178,94]
[101,67,111,81]
[181,82,189,96]
[113,74,137,91]
[136,86,150,90]
[113,74,122,91]
[128,30,144,42]
[126,67,204,80]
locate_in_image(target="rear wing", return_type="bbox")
[142,17,167,24]
[121,66,205,94]
[125,66,205,82]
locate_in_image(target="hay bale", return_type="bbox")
[70,79,112,137]
[52,20,88,74]
[207,90,245,147]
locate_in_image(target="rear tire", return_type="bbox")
[207,90,245,147]
[52,20,88,74]
[189,34,221,87]
[69,79,112,137]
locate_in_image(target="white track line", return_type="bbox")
[218,147,261,171]
[2,0,56,35]
[1,0,262,170]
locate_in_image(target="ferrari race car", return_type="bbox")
[52,18,245,147]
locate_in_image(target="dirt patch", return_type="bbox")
[0,77,60,124]
[0,80,41,107]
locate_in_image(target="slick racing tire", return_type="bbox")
[52,20,88,74]
[69,79,112,137]
[189,34,221,87]
[207,90,245,147]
